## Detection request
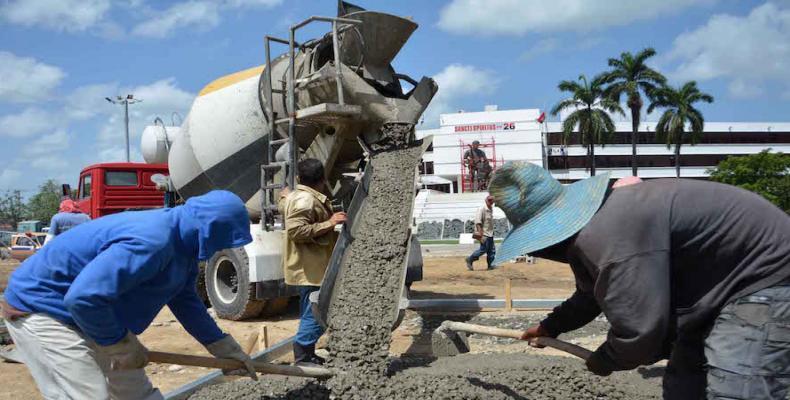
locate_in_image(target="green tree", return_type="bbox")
[647,81,714,178]
[551,74,624,176]
[708,150,790,213]
[0,190,27,230]
[27,180,62,226]
[601,48,666,176]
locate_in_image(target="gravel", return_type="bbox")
[190,353,662,400]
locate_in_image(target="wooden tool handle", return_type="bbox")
[532,337,592,361]
[444,321,592,361]
[147,351,333,379]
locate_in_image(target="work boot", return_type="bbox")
[465,257,473,271]
[293,342,310,364]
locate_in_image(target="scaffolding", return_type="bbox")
[459,138,502,193]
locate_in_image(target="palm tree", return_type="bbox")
[601,48,666,176]
[647,81,714,178]
[551,74,624,176]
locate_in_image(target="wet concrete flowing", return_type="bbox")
[322,143,424,399]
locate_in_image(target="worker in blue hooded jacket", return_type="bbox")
[1,190,257,400]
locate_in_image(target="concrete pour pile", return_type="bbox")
[322,144,424,398]
[190,353,662,399]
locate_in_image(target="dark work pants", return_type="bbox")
[469,236,496,268]
[663,284,790,400]
[295,286,323,347]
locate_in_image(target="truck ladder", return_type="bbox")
[260,16,363,231]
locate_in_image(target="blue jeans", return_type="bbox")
[469,236,496,268]
[295,286,324,347]
[663,284,790,399]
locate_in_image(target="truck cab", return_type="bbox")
[73,163,169,219]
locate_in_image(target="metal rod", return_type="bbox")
[291,16,361,31]
[407,298,564,311]
[331,19,344,105]
[265,35,289,45]
[164,337,295,400]
[288,27,297,189]
[124,100,130,162]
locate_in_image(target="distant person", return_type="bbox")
[465,195,496,271]
[2,191,258,399]
[489,162,790,400]
[279,158,346,366]
[45,199,91,245]
[464,140,487,189]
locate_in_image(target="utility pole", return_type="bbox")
[105,94,142,162]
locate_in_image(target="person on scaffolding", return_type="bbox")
[463,140,488,191]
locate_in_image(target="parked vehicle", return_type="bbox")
[63,163,169,219]
[9,233,44,262]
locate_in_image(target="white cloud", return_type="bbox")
[438,0,715,36]
[519,38,560,62]
[0,52,65,103]
[421,64,501,127]
[667,2,790,98]
[65,82,121,120]
[0,0,111,32]
[131,1,220,38]
[24,130,71,156]
[0,108,58,138]
[130,0,283,38]
[96,78,194,144]
[0,169,22,189]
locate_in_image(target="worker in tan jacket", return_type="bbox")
[278,158,346,365]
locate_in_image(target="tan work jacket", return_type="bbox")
[278,185,338,286]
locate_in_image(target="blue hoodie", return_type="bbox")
[4,190,252,346]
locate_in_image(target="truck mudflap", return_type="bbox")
[311,136,431,330]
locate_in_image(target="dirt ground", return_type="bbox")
[0,253,576,399]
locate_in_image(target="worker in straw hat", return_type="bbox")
[488,162,790,400]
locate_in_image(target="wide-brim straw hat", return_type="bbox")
[489,162,610,265]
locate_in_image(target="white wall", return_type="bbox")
[418,109,545,178]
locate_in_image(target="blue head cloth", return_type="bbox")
[182,190,252,260]
[488,162,610,266]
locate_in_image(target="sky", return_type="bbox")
[1,0,789,193]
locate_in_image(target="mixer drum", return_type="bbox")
[166,10,434,219]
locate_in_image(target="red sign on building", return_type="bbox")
[454,122,515,132]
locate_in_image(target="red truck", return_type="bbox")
[67,163,169,219]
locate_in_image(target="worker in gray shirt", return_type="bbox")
[465,195,496,270]
[489,162,790,400]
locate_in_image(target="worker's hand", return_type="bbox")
[99,332,149,370]
[329,212,348,225]
[206,335,258,380]
[586,349,617,377]
[279,186,291,198]
[520,324,551,348]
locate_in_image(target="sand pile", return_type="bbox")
[190,353,662,399]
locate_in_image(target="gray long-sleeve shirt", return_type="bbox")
[541,179,790,369]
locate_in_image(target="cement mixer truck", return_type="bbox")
[139,3,437,321]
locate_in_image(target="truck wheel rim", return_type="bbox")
[213,256,239,304]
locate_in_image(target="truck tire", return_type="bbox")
[196,261,210,307]
[205,248,265,320]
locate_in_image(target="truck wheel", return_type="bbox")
[205,248,265,320]
[196,261,210,307]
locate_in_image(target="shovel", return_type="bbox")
[431,321,592,360]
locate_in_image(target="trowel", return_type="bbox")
[431,321,592,360]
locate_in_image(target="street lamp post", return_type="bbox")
[105,94,142,162]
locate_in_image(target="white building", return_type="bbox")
[411,107,789,239]
[416,106,790,191]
